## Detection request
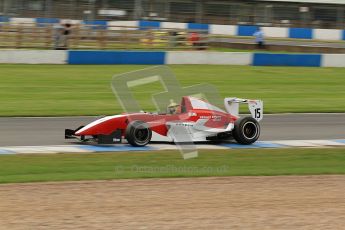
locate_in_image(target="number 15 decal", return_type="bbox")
[255,108,261,119]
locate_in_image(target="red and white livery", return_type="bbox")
[65,96,263,146]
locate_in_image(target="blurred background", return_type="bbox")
[0,0,344,51]
[1,0,344,28]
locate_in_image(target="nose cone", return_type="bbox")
[75,115,126,136]
[75,125,98,136]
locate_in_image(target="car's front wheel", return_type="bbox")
[125,120,152,146]
[232,117,260,145]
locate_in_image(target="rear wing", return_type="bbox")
[224,97,263,121]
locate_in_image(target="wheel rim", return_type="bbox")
[242,121,258,140]
[134,127,150,143]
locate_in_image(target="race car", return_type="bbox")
[65,96,263,146]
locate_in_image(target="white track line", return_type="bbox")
[0,139,344,155]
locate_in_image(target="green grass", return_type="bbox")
[0,64,345,116]
[0,148,345,184]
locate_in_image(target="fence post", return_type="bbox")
[72,24,80,49]
[98,29,106,49]
[15,25,22,48]
[45,26,52,49]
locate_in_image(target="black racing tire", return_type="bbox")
[232,117,260,145]
[125,120,152,147]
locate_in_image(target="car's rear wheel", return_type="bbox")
[232,117,260,145]
[125,120,152,146]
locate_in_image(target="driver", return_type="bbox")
[167,99,179,114]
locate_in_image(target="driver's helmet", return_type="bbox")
[167,99,179,114]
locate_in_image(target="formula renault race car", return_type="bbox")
[65,96,263,146]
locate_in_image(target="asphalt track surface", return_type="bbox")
[0,114,344,146]
[211,37,345,48]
